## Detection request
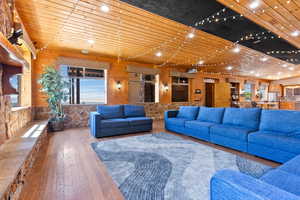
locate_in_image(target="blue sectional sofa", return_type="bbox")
[90,105,152,138]
[211,154,300,200]
[165,106,300,163]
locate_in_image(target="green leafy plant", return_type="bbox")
[38,66,69,121]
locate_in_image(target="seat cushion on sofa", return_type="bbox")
[124,105,145,117]
[197,107,225,124]
[100,118,129,128]
[222,108,261,130]
[176,106,199,120]
[210,124,255,141]
[278,155,300,176]
[248,131,300,154]
[126,117,152,126]
[260,169,300,196]
[259,110,300,134]
[97,105,124,119]
[185,121,216,130]
[165,118,188,127]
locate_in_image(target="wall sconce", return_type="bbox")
[116,81,122,90]
[163,84,169,92]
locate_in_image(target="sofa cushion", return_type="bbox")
[97,105,124,119]
[248,131,300,154]
[185,121,216,130]
[124,105,145,117]
[126,117,152,126]
[260,110,300,134]
[197,107,225,124]
[176,106,199,120]
[260,169,300,196]
[100,118,129,128]
[278,155,300,176]
[165,118,188,127]
[223,108,261,129]
[211,124,255,141]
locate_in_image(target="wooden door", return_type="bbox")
[214,82,231,107]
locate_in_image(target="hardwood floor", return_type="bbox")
[20,120,279,200]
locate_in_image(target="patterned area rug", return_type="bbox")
[91,133,272,200]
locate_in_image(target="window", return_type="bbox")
[172,76,189,102]
[243,83,254,101]
[258,84,268,101]
[60,65,107,104]
[9,75,21,107]
[128,73,159,103]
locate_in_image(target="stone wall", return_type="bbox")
[7,107,32,138]
[33,102,201,129]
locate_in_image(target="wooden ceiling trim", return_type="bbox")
[217,0,300,48]
[22,0,189,36]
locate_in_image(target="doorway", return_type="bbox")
[205,83,215,107]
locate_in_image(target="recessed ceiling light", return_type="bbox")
[100,4,110,13]
[232,46,240,53]
[260,57,268,62]
[282,64,288,68]
[155,51,162,57]
[249,0,260,9]
[291,30,300,37]
[288,67,295,71]
[277,72,282,75]
[198,60,204,65]
[226,66,233,70]
[255,73,260,77]
[250,70,255,74]
[187,32,195,39]
[81,49,89,54]
[87,39,95,44]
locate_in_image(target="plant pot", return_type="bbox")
[48,118,65,132]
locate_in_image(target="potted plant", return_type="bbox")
[38,66,69,131]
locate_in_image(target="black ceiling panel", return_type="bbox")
[120,0,300,64]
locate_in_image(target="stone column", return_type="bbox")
[0,64,12,144]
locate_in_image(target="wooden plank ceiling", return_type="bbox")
[15,0,300,80]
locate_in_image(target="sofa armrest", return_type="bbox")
[89,112,103,134]
[211,170,300,200]
[164,110,179,119]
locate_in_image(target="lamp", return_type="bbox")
[116,81,122,90]
[163,84,169,92]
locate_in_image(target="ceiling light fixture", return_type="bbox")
[282,64,288,68]
[81,49,89,54]
[250,70,255,74]
[291,30,300,37]
[100,4,110,13]
[155,51,162,57]
[249,0,260,9]
[232,46,240,53]
[277,72,282,75]
[87,39,95,44]
[226,66,233,70]
[255,73,260,77]
[288,67,295,71]
[198,60,204,65]
[187,32,195,39]
[260,57,268,62]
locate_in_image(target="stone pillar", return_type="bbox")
[0,64,11,144]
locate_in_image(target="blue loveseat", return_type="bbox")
[211,154,300,200]
[90,105,152,138]
[165,106,300,163]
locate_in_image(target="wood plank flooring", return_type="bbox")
[19,120,279,200]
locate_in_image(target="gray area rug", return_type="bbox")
[91,133,272,200]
